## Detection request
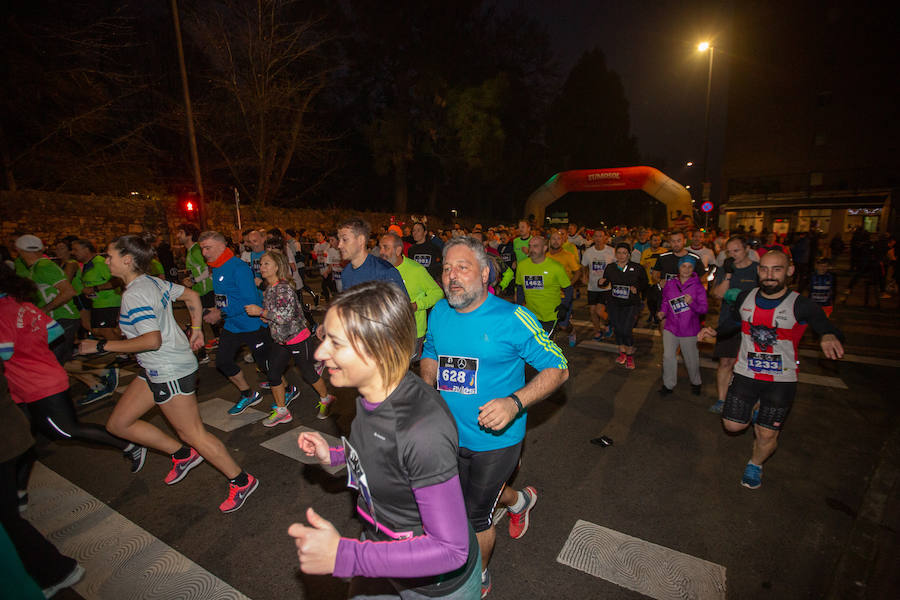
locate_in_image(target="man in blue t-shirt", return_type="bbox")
[200,230,271,415]
[421,236,568,596]
[336,218,407,295]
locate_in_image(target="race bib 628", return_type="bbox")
[437,355,478,395]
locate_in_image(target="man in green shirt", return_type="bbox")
[379,232,444,359]
[512,220,532,266]
[71,239,121,342]
[177,224,219,356]
[515,235,574,334]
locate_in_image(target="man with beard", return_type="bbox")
[516,235,574,334]
[698,250,843,489]
[420,236,568,598]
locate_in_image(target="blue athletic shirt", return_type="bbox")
[423,294,567,451]
[212,256,265,333]
[341,253,408,296]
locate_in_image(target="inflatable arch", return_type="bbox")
[523,166,693,228]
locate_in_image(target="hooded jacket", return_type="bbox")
[660,272,707,337]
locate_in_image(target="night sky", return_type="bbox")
[503,0,732,181]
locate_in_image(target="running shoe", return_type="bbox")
[604,327,615,340]
[77,370,119,407]
[198,354,210,365]
[741,462,763,489]
[708,400,724,414]
[658,385,674,396]
[262,408,293,427]
[104,366,120,390]
[271,386,300,411]
[625,355,635,370]
[219,474,259,513]
[259,381,272,390]
[316,394,335,419]
[508,485,538,539]
[165,448,204,485]
[691,384,702,396]
[125,445,148,473]
[481,569,491,599]
[228,391,263,415]
[42,563,85,599]
[204,337,219,350]
[614,351,627,365]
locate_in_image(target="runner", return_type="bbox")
[809,257,836,317]
[240,229,266,287]
[198,231,272,415]
[337,218,406,293]
[408,221,443,281]
[243,250,334,426]
[289,281,481,598]
[378,233,444,360]
[640,233,664,326]
[312,230,332,299]
[698,250,844,489]
[708,236,758,413]
[323,233,344,297]
[176,224,219,361]
[581,229,616,341]
[71,238,122,343]
[511,220,532,267]
[515,235,573,335]
[688,229,716,270]
[421,236,568,598]
[601,243,648,369]
[658,255,707,394]
[651,230,705,286]
[79,233,259,512]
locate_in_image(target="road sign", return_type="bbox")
[701,201,714,213]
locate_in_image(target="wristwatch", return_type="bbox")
[96,339,107,353]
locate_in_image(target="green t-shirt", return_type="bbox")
[396,256,445,337]
[63,258,84,294]
[149,258,165,277]
[512,236,531,264]
[14,257,79,321]
[81,255,121,309]
[186,243,212,296]
[515,257,571,322]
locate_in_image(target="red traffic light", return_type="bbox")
[178,194,200,222]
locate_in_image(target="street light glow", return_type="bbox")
[698,42,710,52]
[686,161,693,167]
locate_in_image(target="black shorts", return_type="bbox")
[723,373,796,431]
[200,290,216,309]
[713,331,741,359]
[138,370,199,405]
[587,291,609,306]
[91,306,120,329]
[267,336,320,386]
[215,327,271,377]
[457,442,523,532]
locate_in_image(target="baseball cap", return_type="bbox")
[15,234,44,252]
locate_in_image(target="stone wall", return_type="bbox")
[1,190,443,248]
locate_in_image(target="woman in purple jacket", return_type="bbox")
[658,255,708,395]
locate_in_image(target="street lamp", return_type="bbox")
[698,41,715,227]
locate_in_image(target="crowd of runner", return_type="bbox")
[3,212,885,598]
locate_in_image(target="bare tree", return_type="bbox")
[187,0,336,205]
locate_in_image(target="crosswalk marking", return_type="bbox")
[557,519,726,600]
[259,426,345,475]
[25,463,251,600]
[199,398,266,431]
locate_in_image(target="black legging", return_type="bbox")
[608,303,639,348]
[16,390,131,489]
[266,336,321,387]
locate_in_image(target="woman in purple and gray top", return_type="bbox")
[658,254,708,395]
[290,281,481,599]
[244,251,334,427]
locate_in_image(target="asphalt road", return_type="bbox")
[26,289,900,600]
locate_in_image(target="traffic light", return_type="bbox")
[178,193,200,222]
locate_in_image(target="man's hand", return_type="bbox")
[287,508,340,575]
[697,327,717,342]
[182,277,194,288]
[188,329,204,351]
[820,334,844,360]
[478,397,519,431]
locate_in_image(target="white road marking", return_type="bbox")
[259,425,345,475]
[797,348,900,368]
[199,398,266,431]
[557,519,726,600]
[25,462,251,600]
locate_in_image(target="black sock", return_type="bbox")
[229,471,248,487]
[172,445,191,460]
[240,388,252,397]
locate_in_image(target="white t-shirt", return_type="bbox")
[119,275,197,383]
[690,245,716,268]
[581,245,616,291]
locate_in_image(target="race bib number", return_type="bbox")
[669,295,690,314]
[342,436,378,528]
[214,294,228,309]
[437,356,478,395]
[524,275,544,290]
[591,261,606,272]
[501,253,512,264]
[747,352,783,374]
[333,271,341,281]
[612,285,630,299]
[413,254,431,267]
[665,273,678,281]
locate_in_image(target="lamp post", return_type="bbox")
[698,41,715,228]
